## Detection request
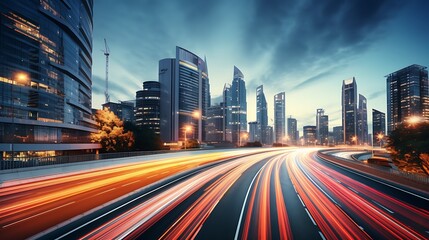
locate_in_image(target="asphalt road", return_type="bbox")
[1,148,428,239]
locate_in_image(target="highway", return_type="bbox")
[1,148,428,239]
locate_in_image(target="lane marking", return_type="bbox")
[317,155,429,201]
[297,194,305,207]
[234,161,269,240]
[122,180,140,187]
[3,201,75,228]
[94,188,116,197]
[347,186,359,194]
[305,208,317,226]
[372,200,394,214]
[147,174,159,179]
[319,231,326,240]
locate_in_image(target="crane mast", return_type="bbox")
[103,38,110,103]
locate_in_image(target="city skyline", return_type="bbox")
[92,0,428,132]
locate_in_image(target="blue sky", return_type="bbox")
[92,0,429,133]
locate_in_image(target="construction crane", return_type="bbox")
[103,38,110,103]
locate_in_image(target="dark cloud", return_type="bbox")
[92,75,135,100]
[245,0,402,84]
[368,89,385,100]
[290,65,344,91]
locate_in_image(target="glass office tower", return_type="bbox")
[274,92,285,144]
[386,64,429,134]
[159,47,210,143]
[342,77,357,144]
[0,0,99,159]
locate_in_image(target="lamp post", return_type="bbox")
[184,125,191,150]
[351,136,357,147]
[10,72,29,165]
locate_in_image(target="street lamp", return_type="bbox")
[377,133,384,148]
[407,116,422,127]
[351,136,357,147]
[11,72,29,164]
[184,125,192,150]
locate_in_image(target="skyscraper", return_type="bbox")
[0,0,99,159]
[287,116,297,144]
[135,81,160,134]
[230,66,247,146]
[357,94,368,145]
[256,85,268,144]
[222,83,232,142]
[342,77,358,144]
[103,101,135,123]
[372,109,386,145]
[333,126,343,145]
[248,121,258,142]
[386,64,429,134]
[316,109,329,145]
[274,92,285,143]
[206,104,224,143]
[159,47,210,143]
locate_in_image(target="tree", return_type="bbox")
[386,121,429,175]
[91,108,134,152]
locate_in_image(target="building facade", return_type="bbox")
[256,85,268,144]
[342,77,358,144]
[386,64,429,134]
[274,92,285,143]
[102,101,135,123]
[135,81,160,134]
[372,109,386,145]
[316,109,329,145]
[287,116,297,144]
[333,126,343,145]
[159,47,210,143]
[206,104,224,143]
[357,94,368,145]
[0,0,99,160]
[303,125,316,145]
[227,66,247,146]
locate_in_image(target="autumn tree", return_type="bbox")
[386,121,429,175]
[91,108,134,152]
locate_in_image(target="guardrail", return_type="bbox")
[317,150,429,185]
[0,150,175,170]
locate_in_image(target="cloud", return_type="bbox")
[92,75,135,100]
[368,89,385,100]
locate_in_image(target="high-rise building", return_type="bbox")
[372,109,386,145]
[256,85,268,144]
[342,77,358,144]
[248,121,258,142]
[222,83,232,142]
[287,116,297,144]
[0,0,99,159]
[386,64,429,134]
[333,126,343,145]
[266,126,274,145]
[159,47,210,143]
[274,92,285,143]
[303,126,316,145]
[316,109,329,145]
[135,81,160,134]
[206,104,224,143]
[229,66,247,146]
[103,101,135,123]
[357,94,368,145]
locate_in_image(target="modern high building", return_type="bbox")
[386,64,429,134]
[342,77,358,144]
[266,126,274,145]
[0,0,100,160]
[274,92,285,143]
[372,109,386,145]
[256,85,268,144]
[303,126,316,145]
[316,109,329,145]
[224,66,247,145]
[333,126,343,145]
[248,121,258,142]
[222,83,232,142]
[159,47,210,143]
[102,101,135,123]
[135,81,160,134]
[287,116,298,144]
[206,104,224,143]
[357,94,368,145]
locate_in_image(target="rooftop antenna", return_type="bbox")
[102,38,110,103]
